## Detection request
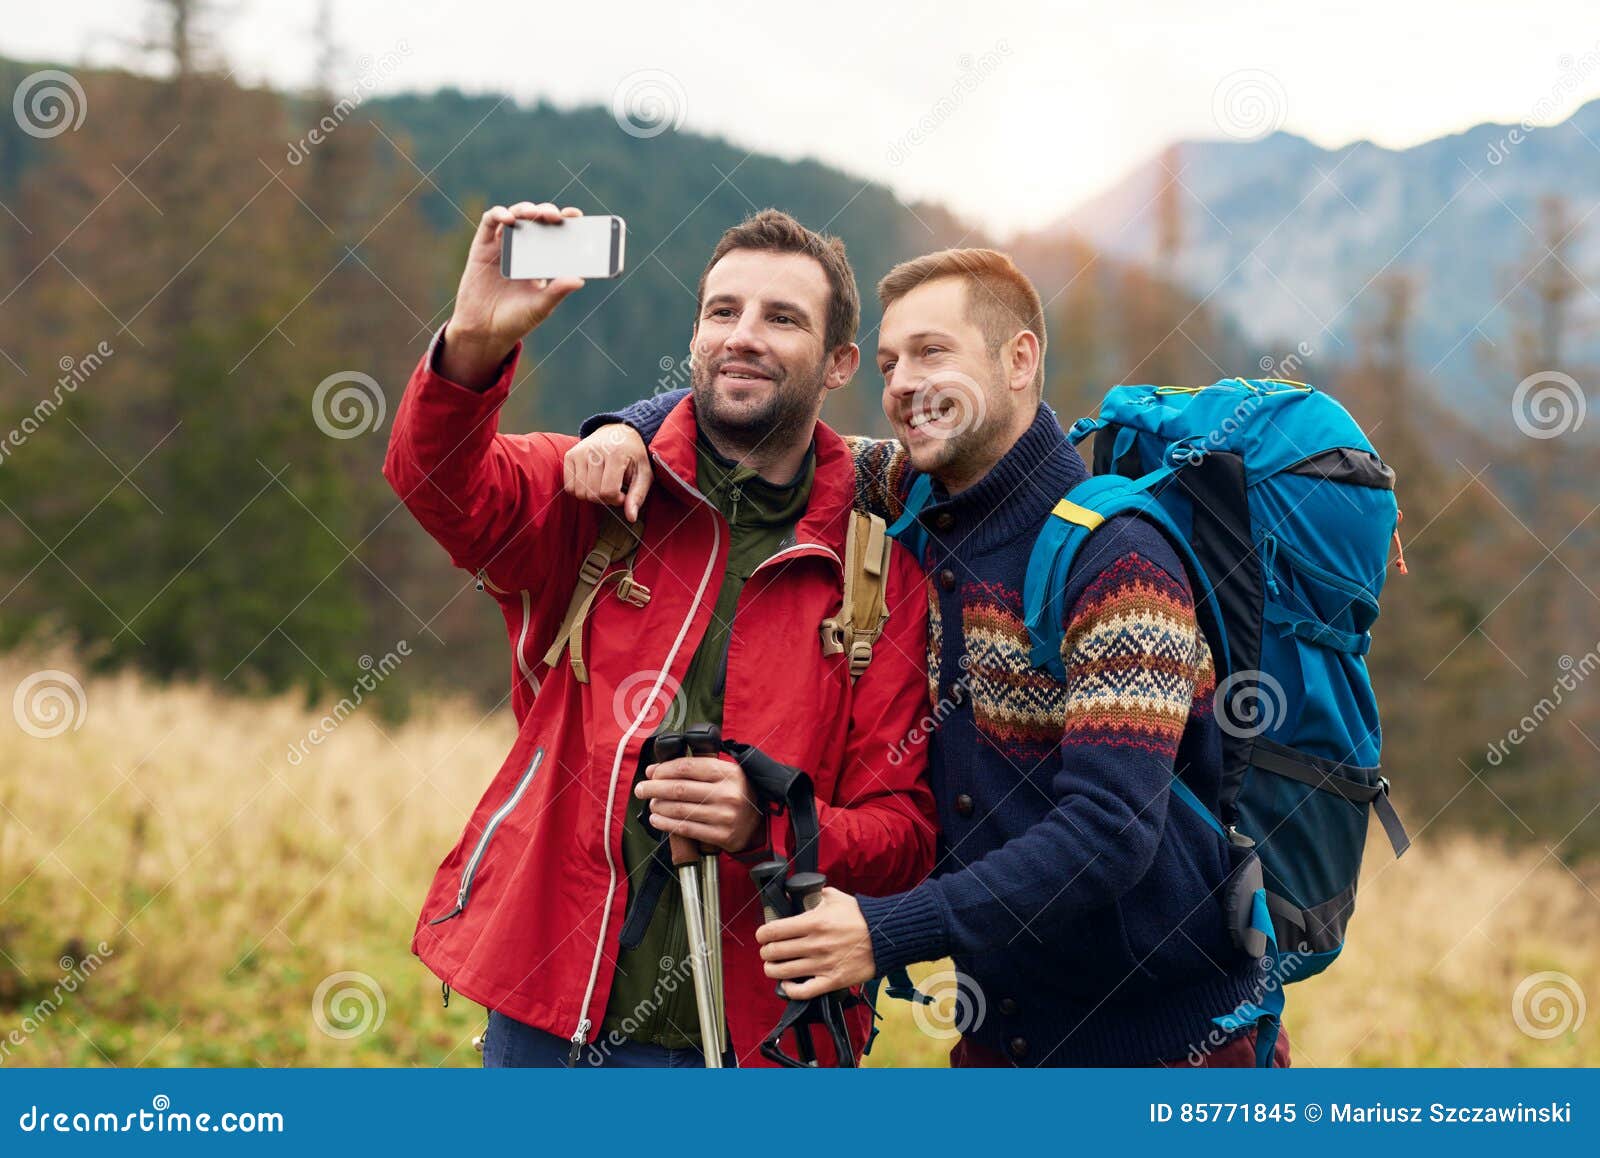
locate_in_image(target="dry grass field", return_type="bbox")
[1,654,1593,1067]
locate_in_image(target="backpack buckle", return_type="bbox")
[1167,438,1209,468]
[577,546,610,587]
[615,573,651,607]
[847,639,874,679]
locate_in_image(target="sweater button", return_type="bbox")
[999,997,1018,1016]
[954,794,974,818]
[933,512,955,531]
[1007,1036,1030,1060]
[938,568,956,591]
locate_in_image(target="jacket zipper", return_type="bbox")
[564,465,846,1057]
[429,747,546,924]
[568,457,723,1057]
[476,568,541,695]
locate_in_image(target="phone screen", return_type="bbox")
[501,216,626,280]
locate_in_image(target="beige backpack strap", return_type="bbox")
[819,511,893,681]
[542,512,650,683]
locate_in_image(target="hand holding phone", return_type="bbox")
[438,201,594,389]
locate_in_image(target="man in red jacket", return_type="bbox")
[384,202,936,1067]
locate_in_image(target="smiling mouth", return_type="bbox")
[907,400,956,430]
[717,365,773,382]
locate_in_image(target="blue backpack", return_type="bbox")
[1019,377,1410,1061]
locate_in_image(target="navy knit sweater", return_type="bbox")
[585,394,1263,1066]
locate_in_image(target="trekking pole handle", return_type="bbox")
[669,833,702,869]
[750,859,791,924]
[786,871,826,913]
[653,724,724,864]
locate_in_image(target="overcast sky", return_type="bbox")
[13,0,1600,233]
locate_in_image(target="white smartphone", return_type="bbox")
[500,215,626,280]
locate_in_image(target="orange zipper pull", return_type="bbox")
[1392,508,1409,576]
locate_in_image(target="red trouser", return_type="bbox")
[950,1026,1293,1068]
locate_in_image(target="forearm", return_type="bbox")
[436,320,518,393]
[843,435,913,523]
[857,781,1165,971]
[580,387,686,442]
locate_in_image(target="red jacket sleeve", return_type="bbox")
[382,332,580,594]
[814,542,938,896]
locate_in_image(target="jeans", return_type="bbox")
[481,1010,706,1068]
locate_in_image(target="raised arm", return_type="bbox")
[383,200,590,590]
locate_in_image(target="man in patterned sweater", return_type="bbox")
[569,248,1286,1067]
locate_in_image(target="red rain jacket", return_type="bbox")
[384,336,937,1065]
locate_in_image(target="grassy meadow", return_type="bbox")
[1,654,1593,1068]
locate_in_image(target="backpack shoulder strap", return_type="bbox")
[542,511,650,684]
[819,511,893,681]
[884,472,933,561]
[1022,466,1231,680]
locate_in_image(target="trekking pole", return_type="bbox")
[655,724,728,1067]
[668,829,723,1067]
[701,846,724,1054]
[680,724,727,1063]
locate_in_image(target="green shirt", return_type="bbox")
[600,434,814,1049]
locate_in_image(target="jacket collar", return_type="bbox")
[650,394,856,558]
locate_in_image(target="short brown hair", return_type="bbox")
[697,209,860,352]
[877,248,1047,394]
